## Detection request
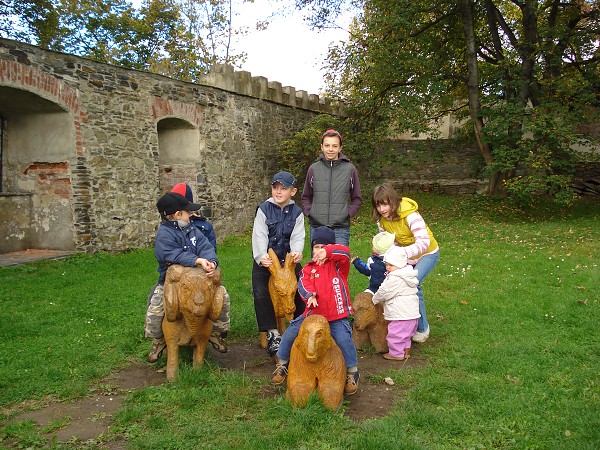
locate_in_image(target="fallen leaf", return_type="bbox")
[460,300,469,305]
[576,285,586,290]
[577,299,588,305]
[384,377,394,386]
[506,374,521,383]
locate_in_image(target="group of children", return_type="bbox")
[146,128,439,399]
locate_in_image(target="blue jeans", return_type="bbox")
[310,226,350,246]
[414,250,440,332]
[276,315,358,369]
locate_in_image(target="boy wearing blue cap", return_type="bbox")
[252,171,306,357]
[272,226,360,396]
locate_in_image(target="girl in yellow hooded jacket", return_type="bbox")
[371,183,440,343]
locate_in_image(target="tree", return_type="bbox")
[0,0,246,82]
[1,0,61,47]
[298,0,600,203]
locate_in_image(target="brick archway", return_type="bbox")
[0,61,93,252]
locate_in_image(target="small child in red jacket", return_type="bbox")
[272,226,359,395]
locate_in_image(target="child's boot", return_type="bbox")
[147,337,166,363]
[344,370,360,395]
[272,362,289,385]
[208,331,228,353]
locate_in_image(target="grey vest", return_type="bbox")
[309,159,353,228]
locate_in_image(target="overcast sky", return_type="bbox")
[230,0,352,94]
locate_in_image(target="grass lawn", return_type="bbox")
[1,194,599,449]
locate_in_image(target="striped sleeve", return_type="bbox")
[404,211,430,258]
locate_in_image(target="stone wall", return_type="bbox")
[374,139,489,194]
[0,38,340,253]
[2,39,593,254]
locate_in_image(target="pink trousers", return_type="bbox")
[387,319,418,358]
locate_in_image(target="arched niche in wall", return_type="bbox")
[0,86,76,253]
[156,117,200,192]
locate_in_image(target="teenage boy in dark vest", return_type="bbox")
[301,129,363,246]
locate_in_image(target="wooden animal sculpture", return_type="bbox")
[287,314,346,411]
[162,264,225,381]
[352,291,389,353]
[260,248,298,349]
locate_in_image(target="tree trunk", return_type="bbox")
[459,0,499,194]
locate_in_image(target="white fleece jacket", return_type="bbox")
[371,265,420,320]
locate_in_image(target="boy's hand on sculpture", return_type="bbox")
[259,253,273,267]
[196,258,216,276]
[290,251,303,264]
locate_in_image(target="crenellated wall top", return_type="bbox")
[200,63,345,116]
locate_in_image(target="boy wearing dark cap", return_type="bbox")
[301,129,362,246]
[252,171,306,357]
[272,226,360,396]
[170,183,229,353]
[145,192,219,363]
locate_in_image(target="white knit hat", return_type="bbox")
[383,246,408,269]
[372,231,396,254]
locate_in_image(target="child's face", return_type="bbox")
[321,136,342,161]
[271,182,297,207]
[312,244,327,263]
[385,262,399,272]
[173,209,191,224]
[376,202,393,219]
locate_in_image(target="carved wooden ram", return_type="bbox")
[352,291,389,353]
[287,314,346,410]
[162,265,224,381]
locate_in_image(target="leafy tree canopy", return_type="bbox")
[1,0,247,82]
[294,0,600,204]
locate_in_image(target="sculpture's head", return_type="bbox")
[267,249,297,320]
[297,314,332,363]
[352,291,377,330]
[165,265,223,322]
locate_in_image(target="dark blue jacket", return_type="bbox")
[191,216,217,252]
[352,254,386,293]
[154,220,218,285]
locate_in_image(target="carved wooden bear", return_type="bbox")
[162,265,225,381]
[287,314,346,411]
[260,248,298,349]
[352,291,389,353]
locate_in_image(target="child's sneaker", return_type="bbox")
[266,331,281,357]
[412,326,430,343]
[147,337,166,363]
[344,370,360,395]
[272,362,289,385]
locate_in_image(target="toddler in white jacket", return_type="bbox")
[372,246,420,360]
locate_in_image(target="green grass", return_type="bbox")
[1,194,599,449]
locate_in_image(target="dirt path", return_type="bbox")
[11,341,424,447]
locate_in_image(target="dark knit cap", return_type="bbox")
[311,226,336,246]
